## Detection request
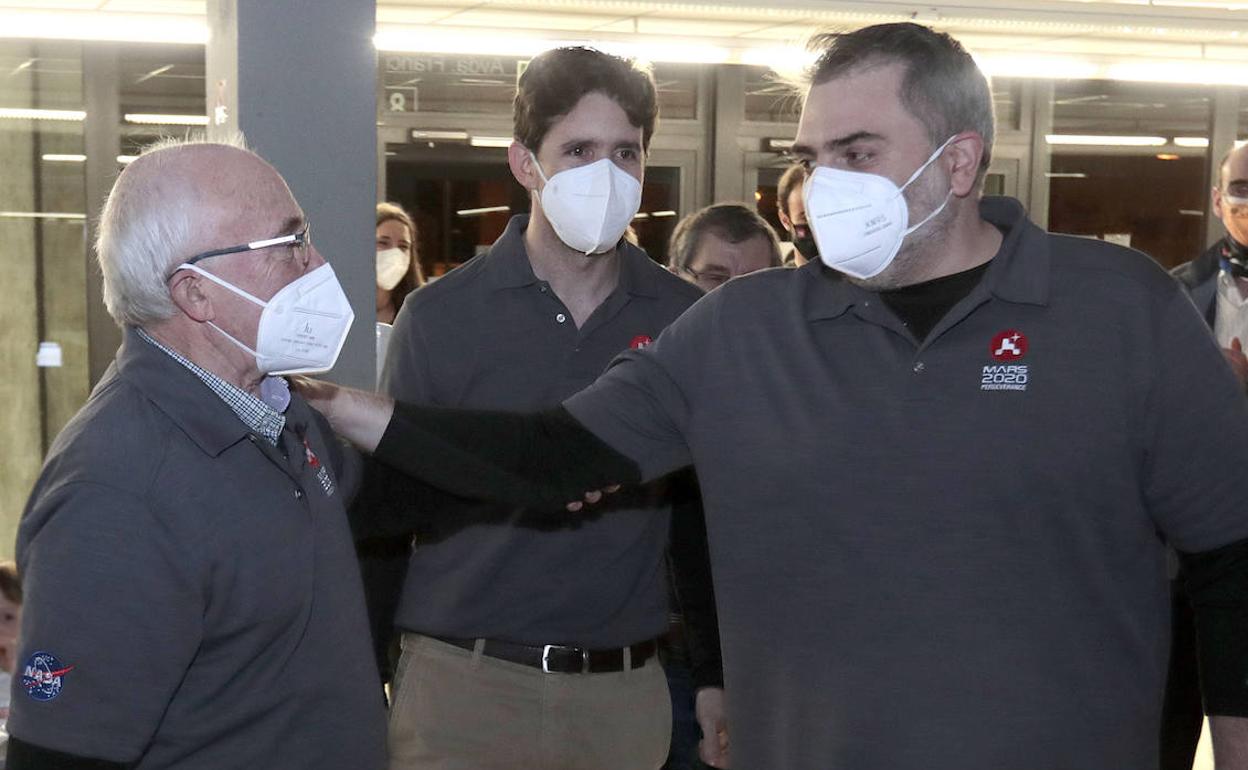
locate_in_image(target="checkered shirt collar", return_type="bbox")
[136,328,287,446]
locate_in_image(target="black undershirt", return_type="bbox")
[877,260,992,342]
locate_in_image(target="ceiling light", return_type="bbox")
[1045,172,1089,179]
[1156,153,1181,160]
[1046,134,1167,147]
[124,113,209,126]
[456,205,510,217]
[41,154,86,163]
[470,136,513,148]
[1173,137,1210,148]
[651,211,677,218]
[0,11,207,45]
[0,211,86,220]
[0,108,86,121]
[117,155,138,164]
[412,129,469,141]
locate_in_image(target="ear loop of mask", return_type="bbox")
[176,263,267,357]
[897,135,958,236]
[530,152,551,188]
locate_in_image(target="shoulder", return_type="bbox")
[1170,243,1221,291]
[1045,232,1182,301]
[705,265,800,312]
[39,374,172,495]
[626,249,704,309]
[401,253,491,317]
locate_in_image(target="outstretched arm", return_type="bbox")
[298,379,641,513]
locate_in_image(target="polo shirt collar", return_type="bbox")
[978,195,1050,308]
[486,214,661,299]
[115,326,254,457]
[805,195,1049,321]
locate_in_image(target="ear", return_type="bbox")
[778,209,793,230]
[508,141,540,192]
[168,271,216,323]
[945,132,986,198]
[1212,186,1225,221]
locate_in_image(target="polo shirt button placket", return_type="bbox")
[293,488,304,500]
[913,361,926,374]
[556,313,567,324]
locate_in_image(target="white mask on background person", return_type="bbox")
[176,262,355,375]
[376,247,410,291]
[803,135,957,280]
[531,153,643,255]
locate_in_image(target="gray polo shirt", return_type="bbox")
[565,196,1248,769]
[382,214,702,646]
[11,328,386,769]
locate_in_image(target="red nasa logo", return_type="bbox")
[989,329,1028,362]
[629,335,653,350]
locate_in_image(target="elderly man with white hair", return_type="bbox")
[6,138,386,770]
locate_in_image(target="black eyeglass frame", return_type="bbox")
[679,264,732,287]
[171,222,310,277]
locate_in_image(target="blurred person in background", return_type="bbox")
[661,202,783,770]
[775,164,817,266]
[0,562,21,723]
[376,202,424,380]
[668,203,782,292]
[1163,141,1248,770]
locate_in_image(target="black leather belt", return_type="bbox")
[432,635,658,674]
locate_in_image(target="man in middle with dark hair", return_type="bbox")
[377,46,703,770]
[667,202,782,292]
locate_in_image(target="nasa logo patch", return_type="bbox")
[21,651,74,702]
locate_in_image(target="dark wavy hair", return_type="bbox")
[514,47,658,153]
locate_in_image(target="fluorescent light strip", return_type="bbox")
[456,205,510,217]
[117,155,138,164]
[0,11,207,45]
[1174,137,1210,148]
[413,130,469,141]
[0,211,86,220]
[0,108,86,121]
[651,211,677,218]
[124,113,209,126]
[470,136,514,148]
[1046,134,1167,147]
[41,154,86,163]
[1045,172,1089,179]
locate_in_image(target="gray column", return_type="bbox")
[206,0,378,389]
[1206,86,1239,248]
[712,65,747,203]
[1026,80,1054,230]
[83,43,122,387]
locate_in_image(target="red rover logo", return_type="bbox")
[982,329,1029,391]
[629,335,653,350]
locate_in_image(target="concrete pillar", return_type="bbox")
[83,42,122,389]
[206,0,378,388]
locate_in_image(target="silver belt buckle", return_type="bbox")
[541,644,590,673]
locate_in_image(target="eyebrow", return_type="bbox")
[789,131,886,157]
[558,138,643,153]
[277,215,305,236]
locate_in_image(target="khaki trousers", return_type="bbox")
[388,633,672,770]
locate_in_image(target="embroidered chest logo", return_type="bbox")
[302,437,336,497]
[22,651,73,701]
[629,334,653,350]
[982,329,1029,392]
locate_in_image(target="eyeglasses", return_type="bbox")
[170,222,310,278]
[680,265,732,288]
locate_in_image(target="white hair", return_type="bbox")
[96,131,250,327]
